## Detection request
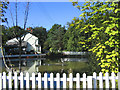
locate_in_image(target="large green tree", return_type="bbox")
[44,24,66,52]
[64,18,90,52]
[72,1,120,73]
[32,26,47,53]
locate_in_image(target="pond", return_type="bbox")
[2,56,93,76]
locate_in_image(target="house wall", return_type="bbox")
[6,33,41,53]
[23,33,39,52]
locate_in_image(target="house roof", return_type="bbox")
[6,41,27,48]
[6,33,38,44]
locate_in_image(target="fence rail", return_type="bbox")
[62,51,88,55]
[0,72,118,89]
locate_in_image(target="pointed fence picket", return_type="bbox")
[56,73,60,88]
[50,73,54,89]
[99,72,103,88]
[3,72,6,88]
[44,73,48,88]
[32,73,36,88]
[0,73,2,89]
[20,72,24,88]
[37,73,42,88]
[63,73,67,88]
[26,72,30,88]
[76,73,80,88]
[8,72,12,88]
[0,72,119,89]
[69,73,73,88]
[14,72,18,88]
[111,72,115,88]
[83,73,86,89]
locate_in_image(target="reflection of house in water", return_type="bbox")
[6,58,43,76]
[5,33,41,54]
[23,60,42,76]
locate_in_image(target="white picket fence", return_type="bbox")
[0,72,118,89]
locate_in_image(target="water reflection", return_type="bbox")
[5,58,43,76]
[4,57,88,76]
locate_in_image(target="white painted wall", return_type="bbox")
[6,33,41,53]
[23,33,38,52]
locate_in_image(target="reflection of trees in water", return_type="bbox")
[3,57,92,75]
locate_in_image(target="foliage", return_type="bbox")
[32,27,47,45]
[0,1,9,46]
[64,18,89,52]
[32,26,47,52]
[44,24,66,51]
[1,25,26,45]
[0,1,9,23]
[8,26,26,39]
[72,1,120,73]
[1,25,26,46]
[1,25,8,45]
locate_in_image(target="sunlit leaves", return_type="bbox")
[72,1,119,74]
[0,1,9,22]
[114,8,120,13]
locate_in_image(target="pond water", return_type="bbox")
[2,56,92,76]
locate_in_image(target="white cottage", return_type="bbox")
[6,33,41,53]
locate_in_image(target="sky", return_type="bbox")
[4,2,84,30]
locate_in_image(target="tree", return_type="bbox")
[0,1,9,47]
[32,26,47,53]
[64,18,89,52]
[44,24,66,52]
[0,25,8,45]
[72,1,120,73]
[3,2,30,72]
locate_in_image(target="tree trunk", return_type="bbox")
[19,38,22,72]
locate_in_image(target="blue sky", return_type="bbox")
[4,2,84,30]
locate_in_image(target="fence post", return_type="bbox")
[99,72,103,89]
[38,73,42,88]
[56,73,60,88]
[76,73,80,88]
[69,73,73,88]
[63,73,66,89]
[32,72,36,88]
[26,72,30,88]
[111,72,115,89]
[0,73,2,89]
[3,72,6,88]
[50,73,54,89]
[14,72,18,89]
[118,72,120,90]
[93,72,97,89]
[83,73,86,89]
[105,72,109,88]
[44,73,48,88]
[8,71,12,88]
[87,76,92,89]
[20,72,24,88]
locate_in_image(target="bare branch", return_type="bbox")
[15,0,17,26]
[24,2,29,30]
[22,2,30,41]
